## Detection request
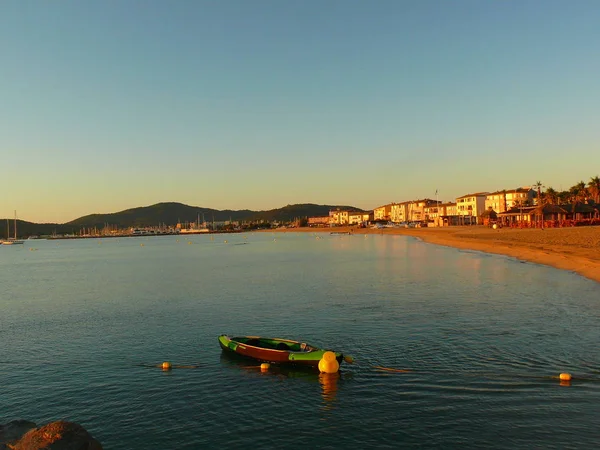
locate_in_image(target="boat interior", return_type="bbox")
[233,337,313,352]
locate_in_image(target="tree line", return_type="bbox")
[538,175,600,205]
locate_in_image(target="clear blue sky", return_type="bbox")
[1,0,599,222]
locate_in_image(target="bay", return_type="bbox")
[1,232,599,449]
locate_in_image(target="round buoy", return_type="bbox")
[224,240,228,244]
[559,373,572,381]
[492,224,497,230]
[260,363,270,371]
[162,362,172,371]
[322,351,336,362]
[318,351,339,374]
[140,243,144,247]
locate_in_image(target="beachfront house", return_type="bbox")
[456,192,488,224]
[329,209,369,226]
[389,199,438,224]
[348,212,373,225]
[329,210,349,226]
[425,201,459,226]
[485,188,536,213]
[499,203,599,227]
[373,204,393,222]
[307,216,330,227]
[407,199,437,223]
[390,202,409,223]
[424,202,443,225]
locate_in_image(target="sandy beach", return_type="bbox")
[273,225,600,284]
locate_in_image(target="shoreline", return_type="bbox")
[271,226,600,284]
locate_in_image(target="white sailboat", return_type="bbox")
[2,211,25,245]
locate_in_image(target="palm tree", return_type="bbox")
[534,181,544,204]
[533,181,544,228]
[588,175,600,204]
[569,184,580,202]
[558,190,570,205]
[575,181,588,201]
[568,181,588,221]
[545,187,558,205]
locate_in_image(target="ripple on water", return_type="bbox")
[1,234,599,448]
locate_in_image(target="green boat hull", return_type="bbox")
[218,335,344,368]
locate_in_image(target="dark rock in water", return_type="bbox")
[1,421,102,450]
[0,420,37,449]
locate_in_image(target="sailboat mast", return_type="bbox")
[14,210,17,240]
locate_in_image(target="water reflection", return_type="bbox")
[319,372,339,407]
[219,352,344,407]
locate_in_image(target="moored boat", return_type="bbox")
[218,335,350,369]
[3,213,24,245]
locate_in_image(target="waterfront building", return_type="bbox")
[485,187,536,213]
[308,216,330,226]
[329,209,349,225]
[373,203,394,222]
[407,199,437,223]
[390,202,409,223]
[328,209,371,226]
[348,212,373,225]
[456,192,488,224]
[437,202,460,226]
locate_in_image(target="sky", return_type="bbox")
[1,0,599,223]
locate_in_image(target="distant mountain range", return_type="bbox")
[1,202,363,237]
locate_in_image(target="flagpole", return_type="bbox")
[436,189,439,226]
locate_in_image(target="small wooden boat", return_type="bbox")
[218,335,350,369]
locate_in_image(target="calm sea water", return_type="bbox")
[1,232,599,449]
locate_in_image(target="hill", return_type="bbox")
[0,202,364,237]
[243,203,361,222]
[0,220,74,238]
[65,202,251,229]
[66,202,361,228]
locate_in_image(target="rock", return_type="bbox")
[0,420,37,449]
[8,421,102,450]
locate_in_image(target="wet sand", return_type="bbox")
[273,226,600,284]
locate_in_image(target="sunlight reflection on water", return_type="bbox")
[1,233,599,448]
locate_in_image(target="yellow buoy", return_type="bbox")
[322,351,336,362]
[559,373,572,381]
[140,243,144,247]
[224,240,228,243]
[318,351,339,374]
[162,362,172,371]
[188,241,192,245]
[260,363,270,371]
